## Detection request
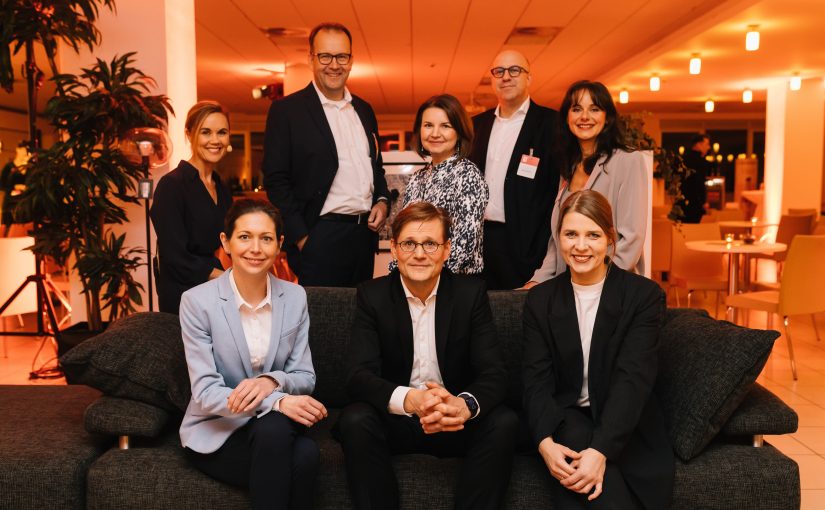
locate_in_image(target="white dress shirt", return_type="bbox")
[572,276,605,407]
[229,269,283,411]
[313,81,374,216]
[483,97,531,222]
[388,277,479,419]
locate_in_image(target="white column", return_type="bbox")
[58,0,197,322]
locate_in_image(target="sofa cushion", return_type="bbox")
[0,385,109,510]
[306,287,358,408]
[84,396,170,438]
[656,308,779,461]
[721,383,798,437]
[60,312,190,412]
[488,290,528,411]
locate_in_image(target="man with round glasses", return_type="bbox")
[263,22,390,287]
[469,50,561,290]
[335,201,517,510]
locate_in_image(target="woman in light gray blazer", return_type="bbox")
[179,199,327,510]
[525,81,648,287]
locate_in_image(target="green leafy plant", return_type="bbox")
[0,0,116,93]
[620,112,692,221]
[18,53,172,330]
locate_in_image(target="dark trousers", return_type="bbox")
[185,412,319,510]
[548,407,641,510]
[334,401,518,510]
[482,221,527,290]
[289,218,376,287]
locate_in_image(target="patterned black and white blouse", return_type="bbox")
[399,155,489,274]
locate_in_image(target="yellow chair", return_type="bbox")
[669,223,727,316]
[726,235,825,380]
[752,212,816,277]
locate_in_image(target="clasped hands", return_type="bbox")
[403,381,471,434]
[227,376,327,427]
[538,437,607,501]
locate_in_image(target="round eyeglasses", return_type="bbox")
[312,52,352,65]
[490,66,529,78]
[397,240,444,253]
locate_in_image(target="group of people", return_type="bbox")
[147,20,675,510]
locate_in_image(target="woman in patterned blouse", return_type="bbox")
[401,94,489,274]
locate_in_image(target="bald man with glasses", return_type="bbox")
[263,22,390,287]
[469,50,561,290]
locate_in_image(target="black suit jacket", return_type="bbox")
[346,270,507,419]
[149,161,232,314]
[262,83,390,247]
[468,101,561,281]
[522,267,674,509]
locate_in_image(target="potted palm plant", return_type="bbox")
[18,52,172,334]
[620,113,691,221]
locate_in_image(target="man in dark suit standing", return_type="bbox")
[677,133,712,223]
[335,202,518,510]
[469,50,560,290]
[263,22,390,287]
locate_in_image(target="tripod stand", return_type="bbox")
[0,41,63,362]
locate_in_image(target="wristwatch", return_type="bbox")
[458,393,479,419]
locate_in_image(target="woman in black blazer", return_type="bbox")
[150,101,233,314]
[522,189,674,509]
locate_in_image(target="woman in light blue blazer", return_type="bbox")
[179,198,327,510]
[525,81,648,287]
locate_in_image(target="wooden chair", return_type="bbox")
[669,223,727,317]
[727,235,825,380]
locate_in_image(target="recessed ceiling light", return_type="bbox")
[690,54,702,75]
[649,75,660,92]
[746,25,760,51]
[619,89,629,104]
[790,73,802,91]
[705,99,715,113]
[742,89,753,103]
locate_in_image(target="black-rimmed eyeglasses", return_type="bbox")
[490,66,528,78]
[312,52,352,65]
[397,240,445,253]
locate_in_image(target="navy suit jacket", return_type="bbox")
[346,269,507,419]
[179,271,316,454]
[262,83,390,248]
[469,101,561,282]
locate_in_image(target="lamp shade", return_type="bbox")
[120,128,173,169]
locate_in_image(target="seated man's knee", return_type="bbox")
[336,402,382,443]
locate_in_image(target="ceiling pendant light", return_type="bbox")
[745,25,760,51]
[689,53,702,75]
[742,89,753,103]
[789,73,802,91]
[705,99,715,113]
[649,74,661,92]
[619,89,629,104]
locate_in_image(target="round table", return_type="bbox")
[685,240,787,322]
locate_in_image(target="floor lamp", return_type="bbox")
[121,128,172,312]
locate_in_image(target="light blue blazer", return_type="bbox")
[178,270,316,454]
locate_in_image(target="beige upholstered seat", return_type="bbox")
[727,235,825,380]
[669,223,727,317]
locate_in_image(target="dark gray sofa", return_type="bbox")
[0,288,801,509]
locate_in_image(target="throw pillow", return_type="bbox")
[60,312,190,412]
[655,308,779,461]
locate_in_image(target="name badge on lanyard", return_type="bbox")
[517,148,539,179]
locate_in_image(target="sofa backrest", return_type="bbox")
[305,287,527,410]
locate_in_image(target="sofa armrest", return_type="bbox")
[84,396,170,439]
[720,383,798,437]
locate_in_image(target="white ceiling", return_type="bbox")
[193,0,825,116]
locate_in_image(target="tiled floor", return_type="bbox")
[2,293,824,507]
